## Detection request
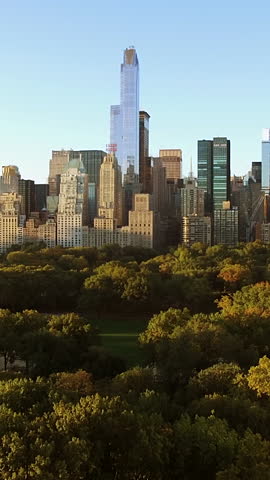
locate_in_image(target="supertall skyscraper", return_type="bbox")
[110,47,139,176]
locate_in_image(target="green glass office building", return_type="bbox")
[197,140,213,214]
[198,137,230,212]
[213,137,230,210]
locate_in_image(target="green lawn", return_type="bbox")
[92,315,149,367]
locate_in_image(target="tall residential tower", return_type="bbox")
[110,47,139,176]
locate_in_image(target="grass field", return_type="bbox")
[92,315,149,367]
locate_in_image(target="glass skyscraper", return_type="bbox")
[262,128,270,194]
[197,138,230,212]
[198,140,213,214]
[212,137,230,210]
[110,47,139,176]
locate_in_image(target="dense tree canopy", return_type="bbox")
[1,242,270,477]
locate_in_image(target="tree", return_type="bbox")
[217,430,270,480]
[0,310,17,371]
[111,366,156,397]
[0,377,50,414]
[58,254,89,271]
[218,264,252,291]
[121,273,152,308]
[247,356,270,397]
[81,346,126,379]
[187,362,241,400]
[172,414,238,479]
[139,308,191,346]
[218,282,270,317]
[79,273,120,313]
[48,313,94,338]
[51,370,94,400]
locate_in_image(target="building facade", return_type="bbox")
[262,128,270,194]
[197,140,213,214]
[139,111,151,193]
[57,166,88,247]
[110,47,139,176]
[214,205,238,245]
[48,150,71,196]
[18,179,35,219]
[159,149,182,182]
[96,153,123,226]
[213,137,231,210]
[0,166,20,194]
[69,150,106,185]
[127,193,159,249]
[252,162,262,184]
[182,215,211,247]
[35,184,49,211]
[152,158,168,218]
[0,193,24,253]
[180,176,205,217]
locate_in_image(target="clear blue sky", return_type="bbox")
[1,0,269,182]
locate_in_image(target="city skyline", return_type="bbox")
[1,2,270,183]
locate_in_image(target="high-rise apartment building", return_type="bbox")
[152,158,168,218]
[0,166,21,194]
[262,129,270,194]
[35,184,49,211]
[110,105,122,164]
[95,153,123,227]
[182,216,211,247]
[159,149,182,182]
[18,179,35,219]
[0,193,24,253]
[180,176,205,217]
[252,162,262,184]
[23,217,57,248]
[37,219,56,247]
[126,193,160,249]
[48,150,71,196]
[110,47,139,175]
[49,150,107,221]
[139,111,151,193]
[70,150,107,223]
[214,204,238,245]
[57,165,89,247]
[123,164,140,225]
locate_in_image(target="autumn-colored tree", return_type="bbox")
[218,263,252,290]
[247,356,270,397]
